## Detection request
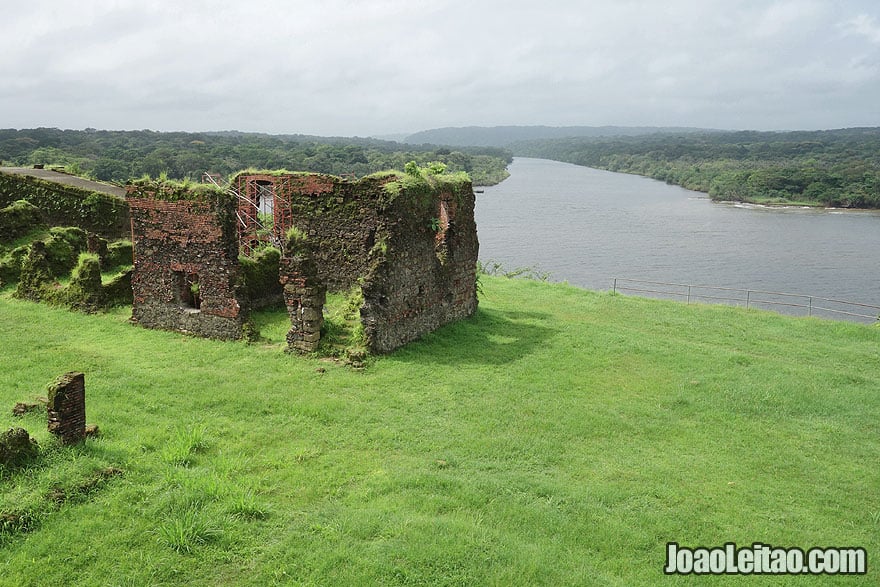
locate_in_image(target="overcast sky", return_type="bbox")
[2,0,879,136]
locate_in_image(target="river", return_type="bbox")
[475,157,880,320]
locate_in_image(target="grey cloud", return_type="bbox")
[2,0,879,135]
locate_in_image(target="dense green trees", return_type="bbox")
[514,128,880,208]
[0,128,512,186]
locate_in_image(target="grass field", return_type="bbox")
[0,276,878,585]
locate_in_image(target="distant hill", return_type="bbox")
[405,125,717,147]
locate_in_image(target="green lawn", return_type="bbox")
[0,277,877,585]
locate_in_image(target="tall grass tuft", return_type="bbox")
[159,425,209,467]
[156,507,219,554]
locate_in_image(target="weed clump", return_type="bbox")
[156,507,220,554]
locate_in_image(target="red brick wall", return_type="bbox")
[47,372,86,445]
[127,193,245,340]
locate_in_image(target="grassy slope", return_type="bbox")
[0,277,878,586]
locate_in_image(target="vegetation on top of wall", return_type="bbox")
[283,226,309,254]
[228,169,343,183]
[125,176,229,204]
[381,162,472,208]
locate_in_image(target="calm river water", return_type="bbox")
[475,157,880,319]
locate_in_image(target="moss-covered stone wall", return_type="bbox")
[0,170,129,238]
[273,174,385,292]
[268,170,478,354]
[127,185,245,340]
[0,200,42,242]
[360,179,479,353]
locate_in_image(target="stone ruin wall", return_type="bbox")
[124,172,479,353]
[279,175,384,292]
[272,174,479,354]
[360,187,479,353]
[126,191,245,340]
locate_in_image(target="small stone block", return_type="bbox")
[301,308,321,321]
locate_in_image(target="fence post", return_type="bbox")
[746,290,751,310]
[687,285,691,305]
[809,297,812,317]
[613,278,617,294]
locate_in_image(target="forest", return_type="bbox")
[0,128,512,186]
[405,125,707,147]
[513,127,880,208]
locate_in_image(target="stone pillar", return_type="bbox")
[47,372,86,444]
[280,249,325,353]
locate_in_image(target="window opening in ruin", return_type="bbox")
[255,180,275,240]
[174,271,201,310]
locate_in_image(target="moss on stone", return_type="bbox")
[0,200,43,243]
[0,246,28,286]
[105,240,133,268]
[0,171,128,238]
[102,268,133,306]
[125,178,230,204]
[284,226,309,254]
[15,241,53,301]
[0,428,39,471]
[49,226,88,251]
[43,227,89,278]
[56,253,104,312]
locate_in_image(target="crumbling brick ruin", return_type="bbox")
[125,167,479,353]
[126,184,245,340]
[47,372,86,445]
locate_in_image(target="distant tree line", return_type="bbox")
[405,125,710,147]
[0,128,512,186]
[513,128,880,208]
